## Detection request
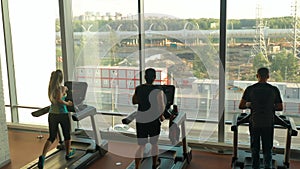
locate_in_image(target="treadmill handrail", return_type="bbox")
[72,106,97,121]
[31,106,50,117]
[231,113,250,131]
[172,111,186,127]
[288,117,298,136]
[231,113,296,130]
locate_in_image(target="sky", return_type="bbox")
[72,0,295,19]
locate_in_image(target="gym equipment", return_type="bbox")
[125,108,192,169]
[122,85,192,169]
[231,113,298,169]
[64,81,88,112]
[22,81,108,169]
[122,85,175,124]
[31,106,50,117]
[22,105,108,169]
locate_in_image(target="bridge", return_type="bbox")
[54,28,295,47]
[61,29,294,42]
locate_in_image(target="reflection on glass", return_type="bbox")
[70,0,222,148]
[2,0,298,151]
[49,0,300,149]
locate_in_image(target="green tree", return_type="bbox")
[56,47,63,70]
[253,52,269,71]
[270,51,299,82]
[271,71,284,82]
[192,55,208,78]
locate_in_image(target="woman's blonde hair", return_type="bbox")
[48,70,63,103]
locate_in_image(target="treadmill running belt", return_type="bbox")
[158,158,175,169]
[31,150,86,169]
[243,157,277,169]
[127,158,175,169]
[126,150,177,169]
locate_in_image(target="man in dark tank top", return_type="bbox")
[132,68,166,169]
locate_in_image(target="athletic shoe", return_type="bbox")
[37,155,45,169]
[65,148,76,160]
[152,158,161,169]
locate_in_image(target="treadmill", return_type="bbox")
[231,113,298,169]
[22,81,108,169]
[123,85,192,169]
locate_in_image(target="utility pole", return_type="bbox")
[251,1,268,62]
[291,0,300,58]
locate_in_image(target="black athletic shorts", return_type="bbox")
[136,119,161,145]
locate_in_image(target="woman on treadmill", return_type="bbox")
[132,68,166,169]
[37,69,74,169]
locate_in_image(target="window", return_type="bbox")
[1,0,299,153]
[227,0,300,149]
[6,0,59,125]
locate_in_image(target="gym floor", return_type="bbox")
[2,129,300,169]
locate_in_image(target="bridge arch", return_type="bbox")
[184,22,199,30]
[148,23,168,31]
[117,24,123,31]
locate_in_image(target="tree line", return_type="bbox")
[56,16,296,32]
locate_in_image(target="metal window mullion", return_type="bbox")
[138,0,145,84]
[1,0,19,123]
[58,0,77,131]
[218,0,227,143]
[58,0,75,81]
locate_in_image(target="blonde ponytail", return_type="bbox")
[48,70,63,104]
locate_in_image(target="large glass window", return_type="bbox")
[1,0,299,152]
[143,0,221,143]
[71,0,138,134]
[70,0,222,146]
[226,0,300,149]
[7,0,59,125]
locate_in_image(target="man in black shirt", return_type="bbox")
[239,67,283,169]
[132,68,166,169]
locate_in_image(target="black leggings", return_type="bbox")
[47,113,71,143]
